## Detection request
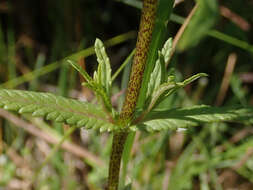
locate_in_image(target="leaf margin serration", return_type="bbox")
[0,89,117,132]
[133,105,253,132]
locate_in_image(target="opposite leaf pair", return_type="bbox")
[68,39,114,115]
[0,38,252,133]
[69,38,207,125]
[137,38,207,122]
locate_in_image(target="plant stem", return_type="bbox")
[120,0,158,123]
[107,0,158,189]
[107,132,128,190]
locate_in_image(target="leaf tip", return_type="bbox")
[198,73,208,77]
[95,38,103,47]
[67,59,78,70]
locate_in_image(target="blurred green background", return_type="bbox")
[0,0,253,189]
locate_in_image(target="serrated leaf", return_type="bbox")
[137,0,174,109]
[69,59,113,113]
[146,38,172,101]
[161,37,173,64]
[134,105,253,132]
[19,104,39,113]
[0,89,117,132]
[146,52,162,100]
[148,73,207,112]
[88,83,113,113]
[94,38,112,96]
[4,103,21,111]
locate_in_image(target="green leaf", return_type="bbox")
[161,37,173,64]
[69,57,113,113]
[0,89,117,132]
[148,73,208,112]
[137,0,175,109]
[94,38,112,96]
[180,73,208,86]
[89,84,114,114]
[177,0,218,51]
[134,105,253,132]
[68,60,93,83]
[146,52,163,101]
[146,38,172,101]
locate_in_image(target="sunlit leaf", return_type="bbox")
[146,52,163,101]
[0,89,117,132]
[161,37,173,64]
[146,38,173,101]
[134,105,253,132]
[148,73,207,112]
[69,49,113,113]
[137,0,175,109]
[94,38,112,96]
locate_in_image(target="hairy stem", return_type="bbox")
[120,0,158,123]
[107,132,128,190]
[107,0,158,189]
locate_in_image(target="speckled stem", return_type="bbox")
[107,0,158,190]
[107,132,128,190]
[120,0,158,123]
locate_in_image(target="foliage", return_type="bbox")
[0,0,253,189]
[135,105,253,132]
[0,38,252,135]
[0,89,116,132]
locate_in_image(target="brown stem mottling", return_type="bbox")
[107,0,158,190]
[120,0,158,123]
[107,132,128,190]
